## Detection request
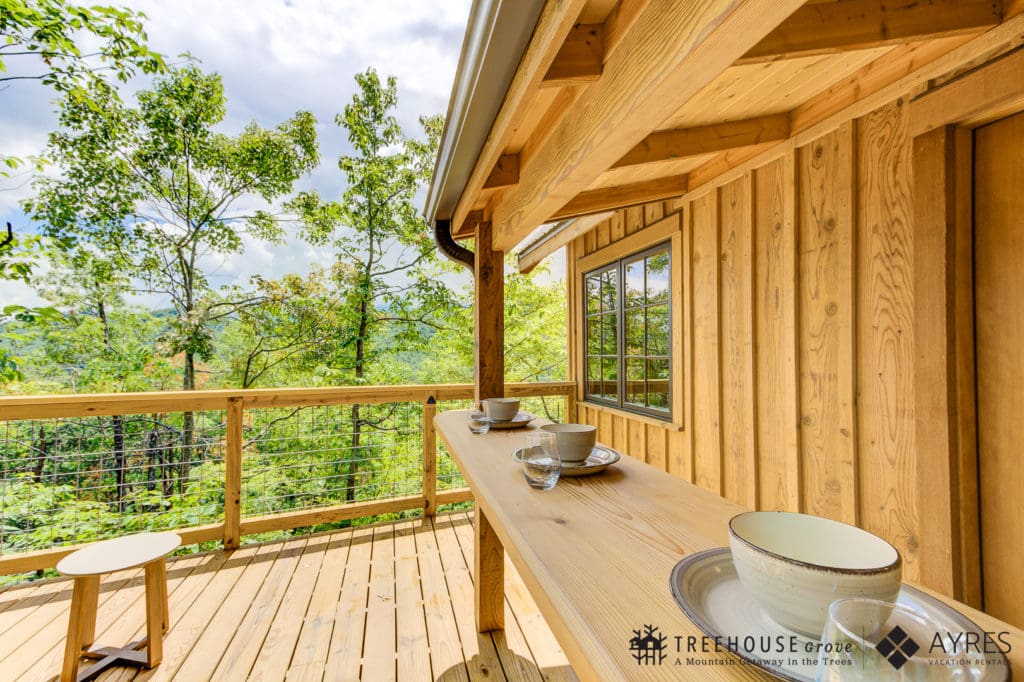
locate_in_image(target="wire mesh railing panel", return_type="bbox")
[0,411,226,555]
[239,401,425,518]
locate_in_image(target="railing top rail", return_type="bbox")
[0,381,575,421]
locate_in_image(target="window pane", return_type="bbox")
[646,305,669,356]
[626,359,645,406]
[646,249,669,304]
[602,269,618,312]
[647,358,670,410]
[625,308,644,357]
[586,358,601,396]
[585,275,601,315]
[602,357,619,401]
[586,317,601,355]
[600,313,618,356]
[625,258,644,308]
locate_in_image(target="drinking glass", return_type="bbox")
[521,432,561,490]
[467,402,491,434]
[815,598,983,681]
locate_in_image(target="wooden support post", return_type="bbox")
[474,506,505,632]
[224,397,243,550]
[474,220,504,401]
[423,396,437,517]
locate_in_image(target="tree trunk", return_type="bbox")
[181,351,196,495]
[97,299,128,511]
[345,300,370,512]
[32,425,48,483]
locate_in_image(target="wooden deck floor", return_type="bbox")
[0,512,578,681]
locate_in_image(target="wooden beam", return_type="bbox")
[739,0,1000,65]
[450,0,590,235]
[453,209,484,239]
[612,114,790,168]
[910,45,1024,135]
[551,174,689,222]
[474,221,504,401]
[517,212,614,274]
[542,23,604,87]
[490,0,807,252]
[483,154,520,189]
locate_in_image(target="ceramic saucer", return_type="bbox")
[669,548,1010,682]
[488,412,534,429]
[511,444,621,476]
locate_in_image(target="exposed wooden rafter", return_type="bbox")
[541,23,605,87]
[738,0,1001,65]
[449,0,590,236]
[490,0,806,251]
[483,154,520,189]
[551,174,689,222]
[517,211,615,274]
[612,114,790,168]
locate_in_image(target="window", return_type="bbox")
[584,243,671,419]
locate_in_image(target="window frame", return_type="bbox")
[582,240,672,421]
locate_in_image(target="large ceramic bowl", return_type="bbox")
[483,398,520,421]
[728,511,901,638]
[539,423,597,463]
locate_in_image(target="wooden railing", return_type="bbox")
[0,381,574,575]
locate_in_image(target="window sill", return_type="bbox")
[579,400,684,432]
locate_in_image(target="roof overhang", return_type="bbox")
[423,0,545,226]
[428,0,1006,266]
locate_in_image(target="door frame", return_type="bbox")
[910,45,1024,608]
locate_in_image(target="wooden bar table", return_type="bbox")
[435,410,1024,681]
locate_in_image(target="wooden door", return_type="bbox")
[974,110,1024,628]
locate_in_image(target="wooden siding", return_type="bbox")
[569,96,923,583]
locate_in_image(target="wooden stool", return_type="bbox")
[56,532,181,682]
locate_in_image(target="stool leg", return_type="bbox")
[61,577,92,682]
[79,576,100,648]
[157,558,169,632]
[144,562,163,667]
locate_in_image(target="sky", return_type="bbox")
[2,0,562,308]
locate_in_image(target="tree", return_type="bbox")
[28,64,319,488]
[28,64,319,392]
[289,68,456,503]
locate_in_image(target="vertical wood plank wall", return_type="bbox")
[568,98,921,582]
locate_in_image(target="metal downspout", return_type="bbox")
[433,219,475,272]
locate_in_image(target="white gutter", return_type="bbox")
[423,0,546,224]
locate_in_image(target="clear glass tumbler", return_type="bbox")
[815,598,986,681]
[467,402,491,434]
[521,431,561,490]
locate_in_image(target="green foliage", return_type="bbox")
[0,0,165,95]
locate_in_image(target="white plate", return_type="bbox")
[487,412,534,429]
[511,444,621,476]
[670,548,1010,682]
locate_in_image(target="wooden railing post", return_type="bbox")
[423,396,437,517]
[224,397,243,550]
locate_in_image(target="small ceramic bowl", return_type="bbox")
[539,423,597,463]
[728,511,901,638]
[483,398,520,421]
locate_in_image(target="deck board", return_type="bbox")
[0,514,576,681]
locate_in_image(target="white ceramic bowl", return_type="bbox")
[728,511,902,638]
[539,423,597,463]
[483,398,520,421]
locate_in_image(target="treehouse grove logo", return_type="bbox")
[875,625,920,670]
[629,624,668,665]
